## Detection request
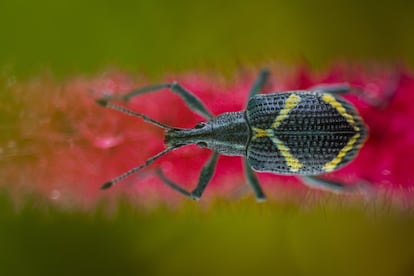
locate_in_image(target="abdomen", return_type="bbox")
[246,91,367,175]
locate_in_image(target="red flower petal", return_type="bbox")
[7,66,414,205]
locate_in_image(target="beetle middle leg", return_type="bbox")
[243,158,266,201]
[240,68,270,201]
[247,68,270,100]
[156,152,219,200]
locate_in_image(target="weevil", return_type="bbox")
[97,69,368,201]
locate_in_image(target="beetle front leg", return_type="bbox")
[100,82,214,120]
[155,169,193,198]
[243,158,266,201]
[156,152,219,200]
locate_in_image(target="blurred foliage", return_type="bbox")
[1,191,414,276]
[1,0,414,78]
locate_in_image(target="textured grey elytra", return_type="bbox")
[246,91,367,175]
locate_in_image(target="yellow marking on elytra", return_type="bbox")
[272,94,301,129]
[323,133,361,172]
[271,137,302,172]
[322,94,360,131]
[252,127,273,139]
[252,94,302,172]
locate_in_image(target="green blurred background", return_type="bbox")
[2,1,414,275]
[2,0,414,77]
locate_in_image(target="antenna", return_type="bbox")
[96,98,180,130]
[101,146,180,189]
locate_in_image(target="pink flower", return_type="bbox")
[10,66,414,204]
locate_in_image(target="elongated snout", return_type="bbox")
[164,123,213,147]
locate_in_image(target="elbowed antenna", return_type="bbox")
[100,145,181,189]
[96,98,181,131]
[96,98,186,189]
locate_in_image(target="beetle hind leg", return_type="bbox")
[311,83,383,107]
[311,72,401,108]
[301,176,349,193]
[300,176,373,196]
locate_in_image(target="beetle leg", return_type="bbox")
[300,176,349,193]
[311,83,385,105]
[155,169,193,198]
[247,68,270,102]
[311,83,353,95]
[300,175,374,195]
[301,176,376,200]
[191,152,219,199]
[243,158,266,201]
[311,77,400,108]
[156,152,219,200]
[100,82,214,120]
[311,83,385,106]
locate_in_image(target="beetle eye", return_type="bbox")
[195,122,206,129]
[197,142,207,148]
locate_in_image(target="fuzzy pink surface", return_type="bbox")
[10,66,414,204]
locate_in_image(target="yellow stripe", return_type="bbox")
[323,133,361,172]
[272,94,301,129]
[252,127,273,139]
[322,94,360,131]
[271,137,302,172]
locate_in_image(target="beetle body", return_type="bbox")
[98,70,369,200]
[166,90,367,176]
